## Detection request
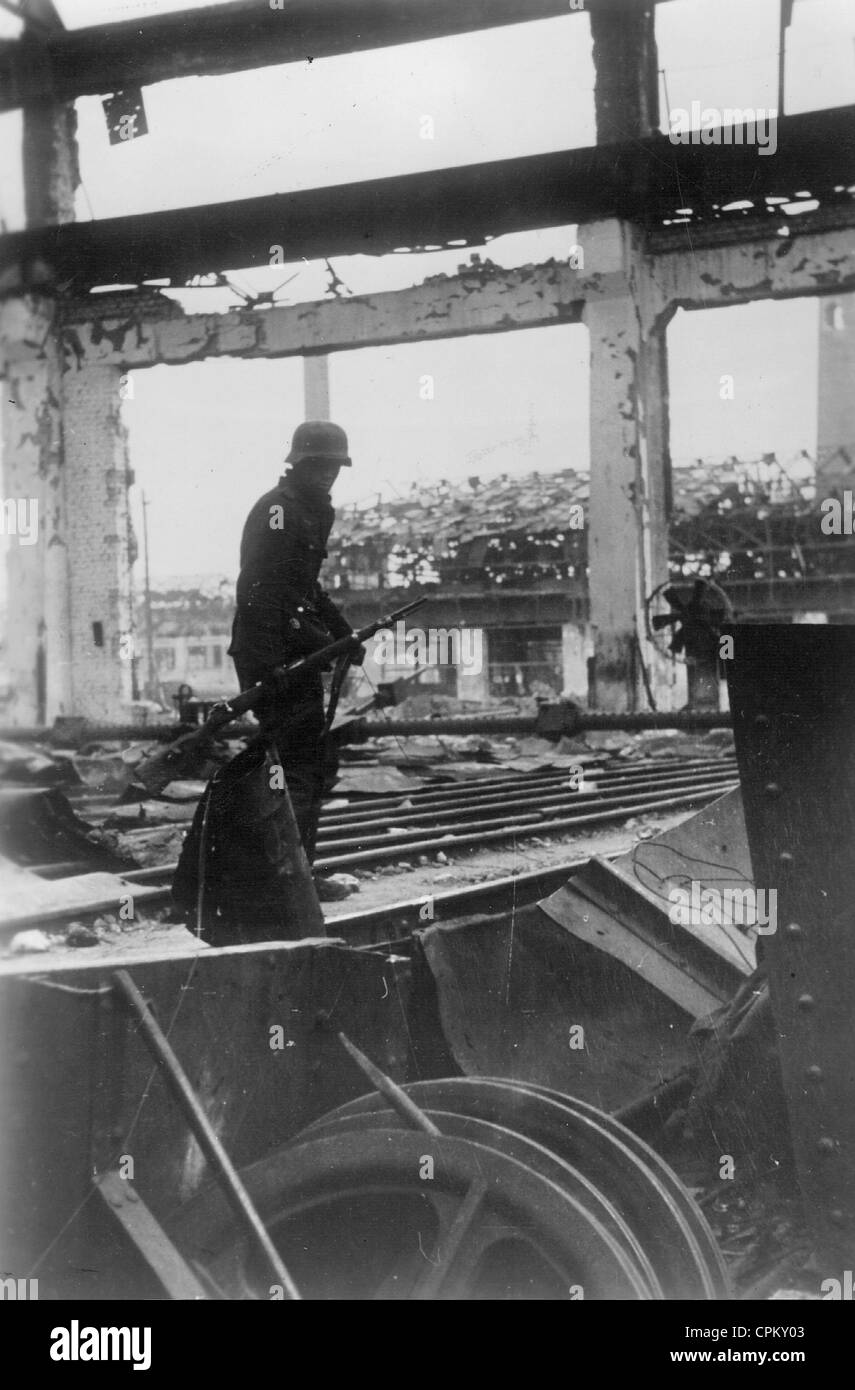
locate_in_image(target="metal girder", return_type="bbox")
[1,146,635,290]
[94,1172,209,1301]
[2,106,854,291]
[539,851,751,1019]
[0,0,578,114]
[725,623,855,1266]
[113,969,301,1299]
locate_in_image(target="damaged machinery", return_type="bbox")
[1,624,853,1300]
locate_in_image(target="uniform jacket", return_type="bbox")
[228,474,352,670]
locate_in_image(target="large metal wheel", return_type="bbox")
[522,1080,730,1299]
[172,1128,653,1300]
[301,1108,663,1297]
[300,1076,729,1299]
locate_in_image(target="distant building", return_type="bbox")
[140,577,234,704]
[141,454,855,708]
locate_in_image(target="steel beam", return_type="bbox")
[113,968,301,1299]
[94,1172,209,1301]
[0,1,578,114]
[2,107,854,291]
[726,623,855,1266]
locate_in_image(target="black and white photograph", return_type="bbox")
[0,0,854,1336]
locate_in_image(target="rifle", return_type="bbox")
[127,596,429,798]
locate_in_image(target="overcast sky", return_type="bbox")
[0,0,853,580]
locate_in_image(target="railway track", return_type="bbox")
[57,752,736,873]
[2,754,738,938]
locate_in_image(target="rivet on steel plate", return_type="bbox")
[764,782,782,797]
[829,1210,846,1226]
[805,1065,823,1081]
[754,714,770,730]
[797,994,815,1011]
[817,1136,836,1155]
[779,851,794,866]
[785,922,802,937]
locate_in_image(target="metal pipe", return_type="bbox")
[337,1032,441,1137]
[113,970,301,1300]
[0,708,733,746]
[352,711,733,737]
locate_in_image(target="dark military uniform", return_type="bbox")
[227,473,353,858]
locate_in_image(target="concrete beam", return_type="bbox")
[37,220,855,380]
[641,223,855,325]
[2,212,852,725]
[51,264,587,370]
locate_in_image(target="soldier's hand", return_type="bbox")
[347,637,366,666]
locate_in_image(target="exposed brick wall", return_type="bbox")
[0,295,70,724]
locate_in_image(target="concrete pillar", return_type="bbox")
[589,0,658,143]
[582,220,672,712]
[22,99,80,228]
[303,354,330,419]
[816,294,855,489]
[637,323,679,709]
[560,622,589,700]
[456,627,490,704]
[0,295,71,724]
[62,363,135,720]
[0,65,82,722]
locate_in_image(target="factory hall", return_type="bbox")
[0,0,855,1333]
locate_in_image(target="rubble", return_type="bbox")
[0,740,73,785]
[65,923,101,948]
[8,928,51,954]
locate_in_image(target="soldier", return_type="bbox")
[227,420,363,873]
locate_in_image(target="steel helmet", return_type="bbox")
[286,420,352,467]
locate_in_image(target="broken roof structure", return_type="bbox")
[1,0,854,724]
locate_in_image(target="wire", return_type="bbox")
[634,630,659,712]
[356,664,432,768]
[17,976,112,996]
[79,179,97,221]
[630,837,757,970]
